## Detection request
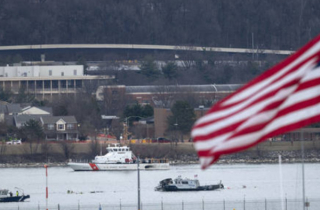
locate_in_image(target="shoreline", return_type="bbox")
[1,158,320,168]
[1,147,320,168]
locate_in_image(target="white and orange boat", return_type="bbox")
[68,143,170,171]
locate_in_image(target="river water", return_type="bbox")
[1,163,320,210]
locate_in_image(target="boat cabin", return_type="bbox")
[93,143,134,164]
[0,189,9,198]
[106,144,130,152]
[155,176,223,191]
[174,176,200,188]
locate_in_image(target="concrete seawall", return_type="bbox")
[1,140,320,154]
[0,141,320,167]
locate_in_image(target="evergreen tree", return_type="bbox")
[139,56,160,79]
[77,57,88,75]
[0,87,12,102]
[18,119,45,154]
[19,119,45,142]
[167,101,196,135]
[162,62,178,80]
[123,103,154,124]
[142,104,154,117]
[15,87,34,103]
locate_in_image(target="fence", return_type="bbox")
[2,198,319,210]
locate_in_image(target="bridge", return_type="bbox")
[0,44,294,55]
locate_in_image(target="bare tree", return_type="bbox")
[101,85,127,116]
[89,139,99,158]
[18,119,45,155]
[153,85,179,108]
[0,140,7,155]
[41,141,52,162]
[110,120,123,140]
[81,80,100,97]
[174,86,201,108]
[58,141,75,160]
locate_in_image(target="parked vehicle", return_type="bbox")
[152,137,171,143]
[6,140,22,145]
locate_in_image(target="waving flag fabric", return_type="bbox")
[191,35,320,169]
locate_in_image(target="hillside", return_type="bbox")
[1,0,320,50]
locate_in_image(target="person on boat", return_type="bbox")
[9,192,13,197]
[16,191,19,196]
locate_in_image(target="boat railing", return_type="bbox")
[69,159,91,163]
[142,158,168,163]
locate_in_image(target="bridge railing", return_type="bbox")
[3,198,318,210]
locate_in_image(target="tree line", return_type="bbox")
[0,0,319,50]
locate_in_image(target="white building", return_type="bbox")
[0,65,83,78]
[0,65,114,101]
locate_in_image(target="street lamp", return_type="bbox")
[199,105,204,117]
[100,141,102,156]
[174,119,178,145]
[124,116,144,143]
[146,123,149,139]
[14,187,24,195]
[95,129,103,156]
[77,123,81,140]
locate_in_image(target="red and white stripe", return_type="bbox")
[89,163,99,171]
[44,164,48,210]
[192,34,320,169]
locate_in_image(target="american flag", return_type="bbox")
[192,35,320,169]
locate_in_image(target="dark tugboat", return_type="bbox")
[0,188,30,202]
[155,176,224,192]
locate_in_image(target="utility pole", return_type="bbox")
[199,105,204,117]
[252,32,254,60]
[301,131,306,210]
[137,156,141,210]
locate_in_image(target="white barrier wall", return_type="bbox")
[0,65,83,77]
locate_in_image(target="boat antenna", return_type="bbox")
[14,187,24,195]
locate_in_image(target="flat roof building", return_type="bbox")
[0,65,114,101]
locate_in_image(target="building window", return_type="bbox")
[48,124,54,130]
[67,124,74,129]
[73,70,77,76]
[57,124,65,130]
[49,70,52,76]
[61,72,64,76]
